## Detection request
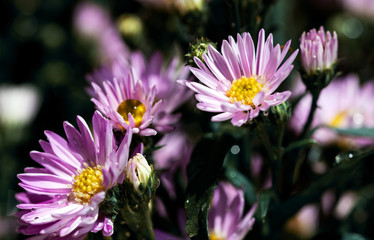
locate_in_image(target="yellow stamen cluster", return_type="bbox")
[209,232,225,240]
[330,111,347,127]
[117,99,146,127]
[70,164,104,204]
[226,76,263,107]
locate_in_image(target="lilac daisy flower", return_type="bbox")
[300,26,338,75]
[91,67,161,136]
[17,111,132,239]
[291,74,374,147]
[88,51,192,134]
[155,182,257,240]
[179,29,298,126]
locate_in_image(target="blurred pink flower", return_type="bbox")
[155,182,257,240]
[179,29,298,126]
[73,2,130,64]
[341,0,374,21]
[153,128,194,198]
[285,204,319,239]
[250,153,272,189]
[128,52,193,132]
[334,191,358,219]
[291,74,374,147]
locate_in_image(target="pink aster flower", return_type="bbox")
[155,182,257,240]
[300,26,338,75]
[179,29,298,126]
[88,51,192,134]
[291,74,374,147]
[16,111,133,239]
[91,67,161,136]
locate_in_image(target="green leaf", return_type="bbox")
[224,167,257,204]
[342,233,370,240]
[268,147,374,229]
[326,126,374,137]
[284,139,318,153]
[334,147,374,167]
[259,189,275,220]
[185,133,234,239]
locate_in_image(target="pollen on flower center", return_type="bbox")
[70,164,104,204]
[209,232,225,240]
[330,111,347,127]
[226,76,263,106]
[117,99,146,127]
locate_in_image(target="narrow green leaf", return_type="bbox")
[327,126,374,137]
[335,147,374,167]
[342,233,369,240]
[185,134,234,239]
[224,167,257,204]
[259,189,274,220]
[269,148,374,229]
[284,138,318,153]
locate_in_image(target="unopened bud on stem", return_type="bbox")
[125,153,152,190]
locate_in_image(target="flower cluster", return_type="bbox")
[13,1,374,239]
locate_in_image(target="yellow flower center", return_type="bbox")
[70,164,104,204]
[209,232,225,240]
[330,111,347,128]
[117,99,146,127]
[226,76,263,106]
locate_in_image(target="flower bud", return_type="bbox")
[185,37,217,67]
[125,153,152,190]
[269,101,291,126]
[300,26,338,91]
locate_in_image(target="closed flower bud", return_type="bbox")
[300,26,338,91]
[269,101,291,125]
[125,153,152,190]
[185,37,217,67]
[300,26,338,75]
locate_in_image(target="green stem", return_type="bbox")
[120,201,155,240]
[256,121,276,162]
[300,90,321,139]
[256,121,279,192]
